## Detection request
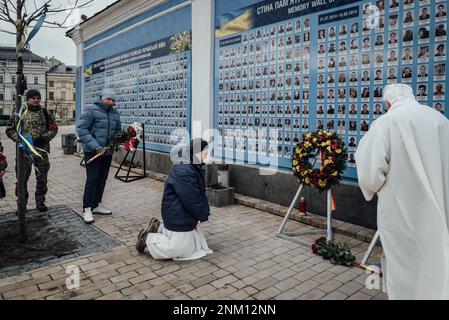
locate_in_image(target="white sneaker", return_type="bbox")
[93,203,112,215]
[83,207,94,224]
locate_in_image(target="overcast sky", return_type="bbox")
[0,0,117,66]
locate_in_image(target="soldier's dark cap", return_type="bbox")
[26,89,41,100]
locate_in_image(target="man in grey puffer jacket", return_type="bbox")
[77,88,121,224]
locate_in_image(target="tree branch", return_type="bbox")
[0,28,16,34]
[25,0,93,26]
[1,0,16,24]
[25,0,50,25]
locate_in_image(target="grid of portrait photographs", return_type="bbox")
[83,51,191,153]
[215,0,448,177]
[84,74,105,107]
[342,0,448,167]
[137,52,190,151]
[216,17,312,162]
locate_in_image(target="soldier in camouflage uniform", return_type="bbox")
[5,89,58,211]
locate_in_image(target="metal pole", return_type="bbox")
[277,184,303,234]
[361,230,381,265]
[327,189,332,241]
[277,157,317,235]
[142,123,146,176]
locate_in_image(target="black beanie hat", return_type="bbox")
[26,89,41,100]
[189,139,208,163]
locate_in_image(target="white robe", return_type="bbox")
[355,98,449,299]
[146,223,212,261]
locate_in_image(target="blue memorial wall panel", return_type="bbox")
[214,0,448,181]
[84,0,190,49]
[84,4,191,64]
[83,31,192,154]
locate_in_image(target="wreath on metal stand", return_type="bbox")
[291,130,356,266]
[292,130,347,192]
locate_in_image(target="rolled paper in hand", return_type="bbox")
[86,152,102,164]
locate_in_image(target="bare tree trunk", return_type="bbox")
[16,0,27,243]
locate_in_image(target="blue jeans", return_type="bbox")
[83,152,113,209]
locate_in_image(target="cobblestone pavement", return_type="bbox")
[0,126,387,300]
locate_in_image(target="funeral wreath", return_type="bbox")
[292,130,347,192]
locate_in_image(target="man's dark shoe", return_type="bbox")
[37,204,48,212]
[16,207,28,215]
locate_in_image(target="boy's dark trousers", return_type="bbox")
[83,152,113,209]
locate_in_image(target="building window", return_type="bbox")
[73,92,76,101]
[62,81,66,88]
[49,80,54,87]
[12,93,16,101]
[34,76,38,84]
[0,93,4,101]
[0,76,3,83]
[61,92,66,101]
[49,91,54,100]
[12,76,16,84]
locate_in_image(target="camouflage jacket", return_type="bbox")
[5,104,58,154]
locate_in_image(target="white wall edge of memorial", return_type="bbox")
[82,0,192,51]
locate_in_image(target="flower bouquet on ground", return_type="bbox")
[311,237,356,266]
[108,122,143,153]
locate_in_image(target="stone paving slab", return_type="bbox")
[0,127,387,300]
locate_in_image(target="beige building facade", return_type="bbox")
[46,64,76,122]
[0,46,48,116]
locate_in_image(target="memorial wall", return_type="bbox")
[83,33,191,153]
[214,0,448,180]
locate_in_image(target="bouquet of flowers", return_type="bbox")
[311,237,355,266]
[124,122,143,152]
[88,123,143,164]
[108,122,143,153]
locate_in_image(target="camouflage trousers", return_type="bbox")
[15,153,50,207]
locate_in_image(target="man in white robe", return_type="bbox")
[355,83,449,299]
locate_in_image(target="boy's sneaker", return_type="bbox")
[135,218,160,253]
[136,229,148,253]
[148,217,161,233]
